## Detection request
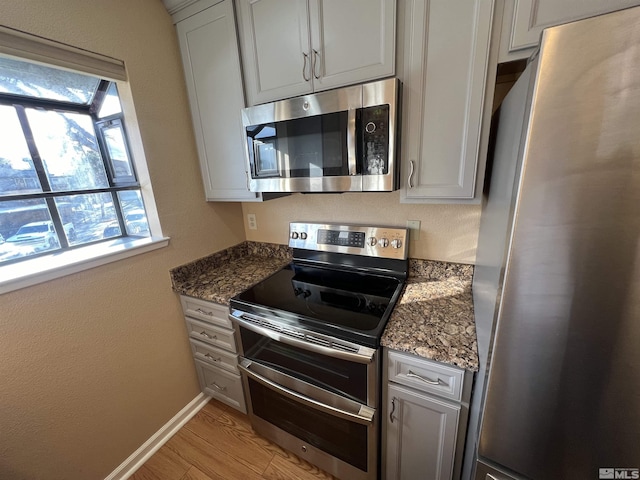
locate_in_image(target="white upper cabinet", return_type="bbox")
[498,0,640,62]
[308,0,396,92]
[176,0,261,201]
[399,0,494,201]
[236,0,396,106]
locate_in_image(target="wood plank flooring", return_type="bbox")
[130,399,337,480]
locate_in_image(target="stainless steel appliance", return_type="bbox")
[241,78,400,193]
[468,7,640,480]
[229,222,408,480]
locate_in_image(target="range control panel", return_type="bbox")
[289,222,408,260]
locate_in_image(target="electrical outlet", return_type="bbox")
[247,213,257,230]
[406,220,421,241]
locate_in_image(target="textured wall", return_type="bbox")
[0,2,482,478]
[0,1,245,479]
[242,192,481,264]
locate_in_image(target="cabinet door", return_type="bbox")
[506,0,640,55]
[308,0,396,92]
[399,0,493,201]
[236,0,312,105]
[386,384,460,480]
[176,0,260,201]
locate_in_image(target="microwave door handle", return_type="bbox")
[347,109,357,175]
[238,360,375,425]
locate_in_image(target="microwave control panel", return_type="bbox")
[360,105,389,175]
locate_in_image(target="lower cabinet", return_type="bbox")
[180,295,246,413]
[383,349,472,480]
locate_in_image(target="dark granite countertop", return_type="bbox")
[380,259,478,371]
[170,243,478,371]
[169,242,292,306]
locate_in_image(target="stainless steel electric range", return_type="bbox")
[229,222,408,480]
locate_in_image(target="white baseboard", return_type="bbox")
[105,393,211,480]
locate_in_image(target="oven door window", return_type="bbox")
[239,326,368,404]
[248,378,368,472]
[246,112,350,179]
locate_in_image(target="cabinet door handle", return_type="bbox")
[390,397,397,423]
[407,370,444,386]
[210,381,226,392]
[408,160,415,188]
[204,353,221,362]
[312,49,321,79]
[302,52,311,81]
[199,331,216,340]
[195,308,213,316]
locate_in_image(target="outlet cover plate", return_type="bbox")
[247,213,257,230]
[406,220,420,240]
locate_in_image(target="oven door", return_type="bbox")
[232,310,378,405]
[238,357,378,480]
[231,313,380,480]
[242,85,361,193]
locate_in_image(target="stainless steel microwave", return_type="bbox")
[241,78,400,193]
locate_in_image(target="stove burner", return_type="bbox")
[230,222,408,347]
[232,262,404,347]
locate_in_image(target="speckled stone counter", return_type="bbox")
[381,259,479,372]
[171,246,478,371]
[169,241,291,305]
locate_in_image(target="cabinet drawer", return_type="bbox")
[190,338,238,373]
[194,358,246,413]
[387,350,465,402]
[185,317,236,353]
[180,295,232,328]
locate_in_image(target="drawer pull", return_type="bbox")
[204,353,221,362]
[199,331,216,340]
[407,370,445,386]
[195,308,213,316]
[210,381,226,392]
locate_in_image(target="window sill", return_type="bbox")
[0,236,170,295]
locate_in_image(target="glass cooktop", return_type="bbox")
[230,262,405,347]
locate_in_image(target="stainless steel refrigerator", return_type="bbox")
[470,6,640,480]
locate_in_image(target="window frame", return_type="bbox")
[0,31,168,294]
[0,81,145,260]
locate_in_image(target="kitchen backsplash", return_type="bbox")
[241,191,481,264]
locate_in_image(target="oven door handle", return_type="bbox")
[230,311,375,364]
[238,360,375,426]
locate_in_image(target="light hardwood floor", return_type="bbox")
[130,398,337,480]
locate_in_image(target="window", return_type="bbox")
[0,55,157,268]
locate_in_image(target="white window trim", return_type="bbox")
[0,27,169,295]
[0,236,169,294]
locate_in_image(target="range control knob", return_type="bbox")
[300,232,308,240]
[367,236,377,246]
[291,232,299,239]
[379,238,389,248]
[391,239,403,249]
